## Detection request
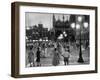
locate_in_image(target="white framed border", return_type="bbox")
[19,5,96,75]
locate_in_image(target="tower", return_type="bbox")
[53,14,56,27]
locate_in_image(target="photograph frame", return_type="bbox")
[11,2,98,78]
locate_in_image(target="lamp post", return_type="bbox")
[77,24,84,62]
[71,16,89,63]
[71,22,84,63]
[77,16,84,63]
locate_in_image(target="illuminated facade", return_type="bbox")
[52,14,75,42]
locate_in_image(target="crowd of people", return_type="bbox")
[26,41,71,67]
[26,39,89,67]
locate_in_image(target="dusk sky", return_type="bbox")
[25,12,70,30]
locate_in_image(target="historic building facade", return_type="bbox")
[52,14,75,42]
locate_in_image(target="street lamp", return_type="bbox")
[76,23,84,63]
[71,23,75,29]
[77,16,82,22]
[83,22,89,28]
[71,15,89,63]
[77,16,84,63]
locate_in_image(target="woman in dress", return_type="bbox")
[36,47,41,66]
[52,48,60,66]
[28,46,35,67]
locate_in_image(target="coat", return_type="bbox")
[52,50,60,66]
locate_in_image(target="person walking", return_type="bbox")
[52,48,60,66]
[62,48,70,65]
[36,47,41,66]
[28,46,35,67]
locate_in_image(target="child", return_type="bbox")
[62,48,70,65]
